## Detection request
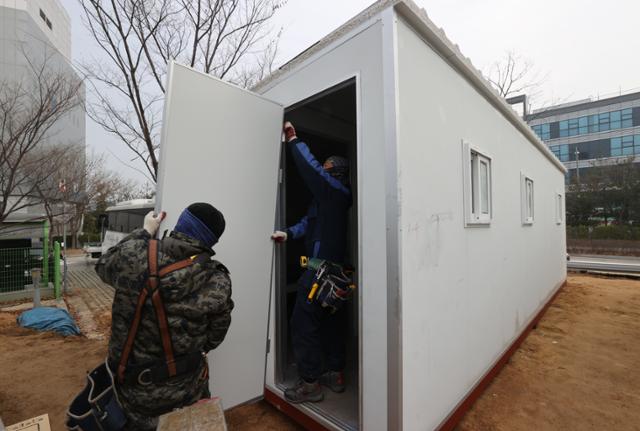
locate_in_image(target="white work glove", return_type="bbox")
[271,230,287,243]
[143,210,166,236]
[283,121,297,142]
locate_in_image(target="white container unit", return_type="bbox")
[155,1,567,430]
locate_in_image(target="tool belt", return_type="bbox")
[301,256,356,313]
[116,239,208,385]
[66,360,127,431]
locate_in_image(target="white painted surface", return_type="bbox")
[395,17,566,430]
[258,18,390,430]
[156,62,283,409]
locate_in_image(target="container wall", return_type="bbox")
[259,19,390,430]
[394,17,567,430]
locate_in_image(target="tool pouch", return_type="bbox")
[66,360,127,431]
[315,270,355,313]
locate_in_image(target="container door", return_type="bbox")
[156,61,282,409]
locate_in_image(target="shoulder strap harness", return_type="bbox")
[116,239,203,384]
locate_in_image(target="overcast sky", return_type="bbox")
[65,0,640,183]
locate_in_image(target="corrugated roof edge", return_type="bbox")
[253,0,567,174]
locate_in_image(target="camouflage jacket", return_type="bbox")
[95,228,233,428]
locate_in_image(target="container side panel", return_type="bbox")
[395,19,566,430]
[156,63,282,409]
[260,21,389,430]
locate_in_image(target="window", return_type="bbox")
[598,112,610,131]
[578,116,588,134]
[559,120,568,137]
[39,9,46,20]
[610,110,621,130]
[556,193,563,225]
[463,142,492,226]
[46,18,52,30]
[622,135,634,156]
[541,123,550,140]
[611,137,622,156]
[521,174,534,225]
[588,114,599,133]
[568,118,579,136]
[559,144,569,162]
[622,108,633,128]
[533,123,551,140]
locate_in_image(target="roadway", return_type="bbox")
[568,254,640,274]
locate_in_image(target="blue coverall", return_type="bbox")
[285,138,352,382]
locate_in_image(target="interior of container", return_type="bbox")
[275,78,359,430]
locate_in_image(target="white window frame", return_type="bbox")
[556,192,563,224]
[463,141,492,226]
[521,173,535,225]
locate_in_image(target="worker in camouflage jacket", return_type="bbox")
[96,202,233,430]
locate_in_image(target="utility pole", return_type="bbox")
[575,148,581,184]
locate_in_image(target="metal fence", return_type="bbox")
[0,247,51,294]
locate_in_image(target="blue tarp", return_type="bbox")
[17,307,81,336]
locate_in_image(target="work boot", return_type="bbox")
[320,371,345,393]
[284,379,324,404]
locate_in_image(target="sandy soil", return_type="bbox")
[0,311,298,431]
[458,274,640,430]
[1,274,638,430]
[0,312,106,429]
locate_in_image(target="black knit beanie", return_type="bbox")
[188,202,226,241]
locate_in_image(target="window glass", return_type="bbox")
[599,112,610,131]
[622,135,634,156]
[611,137,622,157]
[480,161,489,214]
[559,145,569,162]
[559,121,568,137]
[578,116,588,134]
[568,119,578,136]
[589,114,599,133]
[622,109,633,128]
[610,111,621,130]
[470,156,476,214]
[542,123,551,140]
[635,135,640,154]
[526,180,534,219]
[556,194,563,224]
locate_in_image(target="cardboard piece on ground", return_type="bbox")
[157,397,227,431]
[7,414,51,431]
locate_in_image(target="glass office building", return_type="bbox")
[526,92,640,182]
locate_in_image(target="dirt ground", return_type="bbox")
[458,274,640,431]
[0,312,106,429]
[1,274,639,430]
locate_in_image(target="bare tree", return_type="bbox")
[485,50,545,100]
[79,0,285,182]
[0,51,84,226]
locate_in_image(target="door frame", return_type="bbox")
[271,72,363,431]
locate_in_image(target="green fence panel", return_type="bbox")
[0,247,43,294]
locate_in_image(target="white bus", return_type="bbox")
[100,199,155,255]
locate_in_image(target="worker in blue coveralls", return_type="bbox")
[271,121,352,404]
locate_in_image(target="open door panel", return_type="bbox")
[156,61,282,409]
